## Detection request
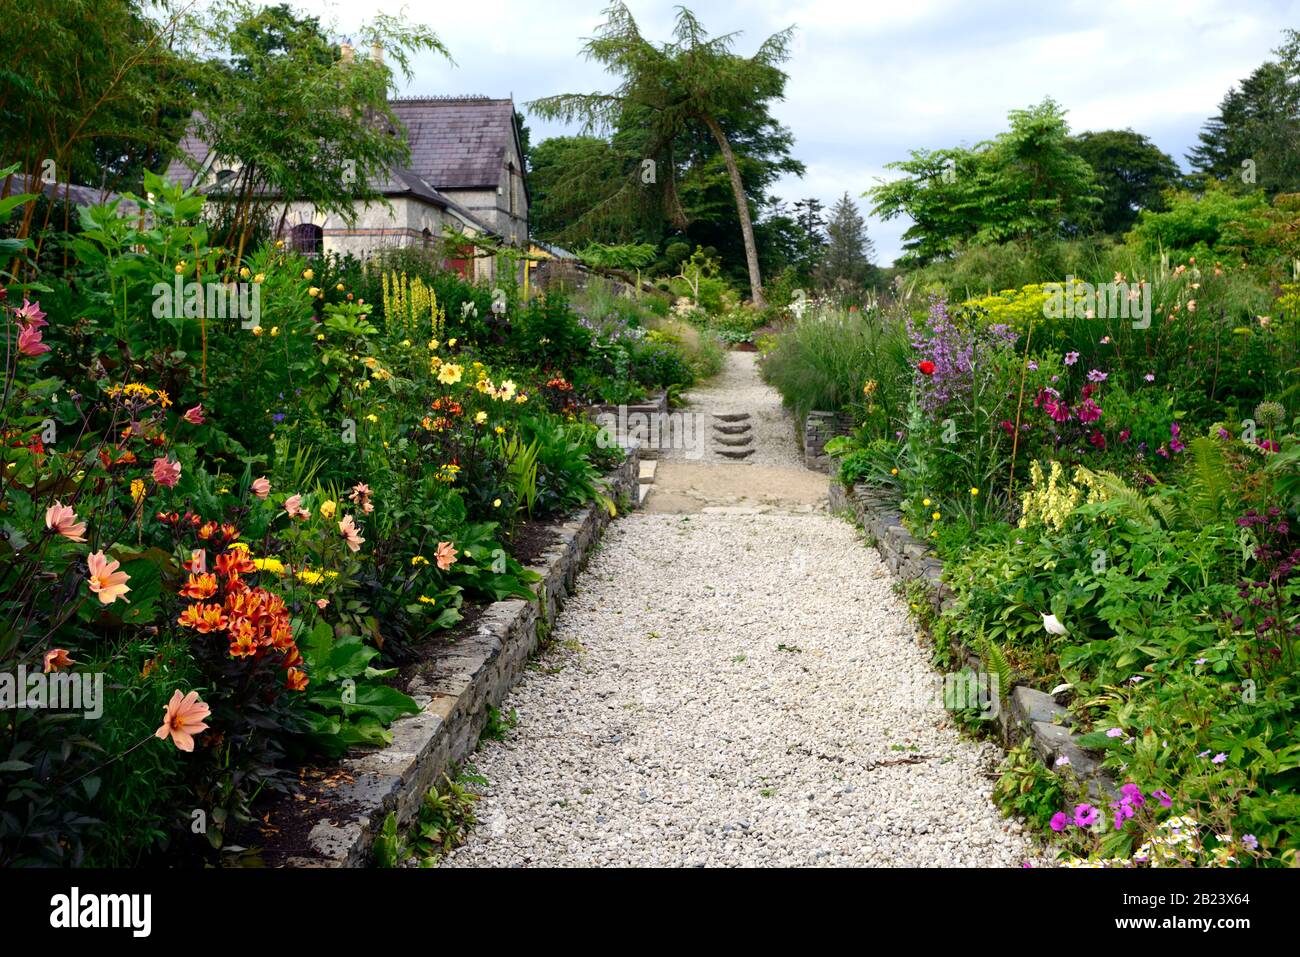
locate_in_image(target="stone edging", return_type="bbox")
[829,478,1116,796]
[279,448,641,867]
[802,410,854,472]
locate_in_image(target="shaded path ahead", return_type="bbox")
[441,353,1034,867]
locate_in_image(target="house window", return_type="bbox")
[289,223,323,255]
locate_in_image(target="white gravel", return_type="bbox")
[440,352,1037,868]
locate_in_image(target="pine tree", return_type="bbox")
[816,192,876,290]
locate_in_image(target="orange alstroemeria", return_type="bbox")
[194,603,228,634]
[179,572,218,600]
[286,668,309,692]
[43,648,75,673]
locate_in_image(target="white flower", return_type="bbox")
[1041,613,1068,636]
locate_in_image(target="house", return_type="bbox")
[163,96,529,282]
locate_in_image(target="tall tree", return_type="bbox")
[816,192,875,290]
[1188,34,1300,196]
[1070,129,1182,235]
[529,3,797,305]
[869,99,1098,267]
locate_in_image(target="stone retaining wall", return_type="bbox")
[278,449,641,867]
[829,479,1115,796]
[803,411,854,472]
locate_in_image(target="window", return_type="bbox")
[289,223,323,255]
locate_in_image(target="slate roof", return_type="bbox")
[386,97,521,190]
[6,173,137,212]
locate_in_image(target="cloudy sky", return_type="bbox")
[275,0,1296,264]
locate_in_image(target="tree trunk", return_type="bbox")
[700,113,765,307]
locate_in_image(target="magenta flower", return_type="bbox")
[1086,369,1108,383]
[1074,804,1099,827]
[1153,790,1173,808]
[1144,373,1156,383]
[1064,351,1080,366]
[1050,812,1069,832]
[1119,783,1145,808]
[1077,398,1102,424]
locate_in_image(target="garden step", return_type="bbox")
[712,423,751,435]
[638,483,652,505]
[713,435,754,448]
[638,460,657,484]
[712,413,751,423]
[716,449,755,460]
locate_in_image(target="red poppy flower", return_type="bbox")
[917,361,936,376]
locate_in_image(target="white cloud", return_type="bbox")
[229,0,1298,264]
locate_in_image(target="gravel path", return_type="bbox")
[440,354,1036,868]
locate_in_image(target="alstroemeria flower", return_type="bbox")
[154,690,210,752]
[87,551,131,604]
[182,404,205,425]
[251,476,271,499]
[45,501,87,542]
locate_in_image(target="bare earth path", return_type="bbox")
[441,352,1035,867]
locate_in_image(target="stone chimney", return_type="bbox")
[340,40,354,64]
[371,43,384,65]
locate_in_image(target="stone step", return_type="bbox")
[637,483,652,505]
[712,423,751,435]
[713,413,751,423]
[638,459,657,484]
[713,435,754,448]
[717,449,755,460]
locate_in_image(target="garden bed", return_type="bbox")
[255,449,639,867]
